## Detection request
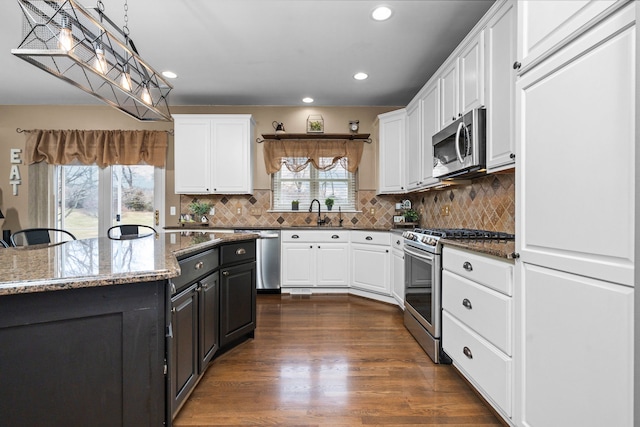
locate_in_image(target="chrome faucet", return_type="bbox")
[309,199,326,226]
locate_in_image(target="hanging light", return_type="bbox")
[11,0,173,122]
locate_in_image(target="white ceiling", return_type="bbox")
[1,0,495,107]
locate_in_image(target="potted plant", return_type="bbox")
[404,208,419,223]
[291,200,299,211]
[325,197,335,211]
[188,200,212,224]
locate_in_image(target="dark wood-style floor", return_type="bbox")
[173,294,503,426]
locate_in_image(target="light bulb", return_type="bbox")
[119,67,132,91]
[141,85,152,105]
[58,16,74,52]
[93,46,108,74]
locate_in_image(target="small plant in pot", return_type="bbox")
[291,200,299,211]
[325,197,335,211]
[404,208,419,223]
[188,200,212,224]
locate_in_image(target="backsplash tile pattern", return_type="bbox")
[177,171,514,233]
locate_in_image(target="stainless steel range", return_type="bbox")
[403,228,514,364]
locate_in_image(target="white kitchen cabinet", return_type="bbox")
[405,101,422,191]
[281,230,349,289]
[173,114,255,195]
[350,231,390,295]
[439,31,485,129]
[515,3,635,426]
[442,246,514,420]
[406,81,440,192]
[517,0,619,72]
[516,3,635,286]
[390,233,404,308]
[377,109,406,194]
[485,0,516,171]
[518,264,633,427]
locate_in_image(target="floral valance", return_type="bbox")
[24,129,168,168]
[263,139,364,174]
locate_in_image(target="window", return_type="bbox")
[273,157,356,211]
[54,164,164,239]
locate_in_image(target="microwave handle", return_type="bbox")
[455,121,464,163]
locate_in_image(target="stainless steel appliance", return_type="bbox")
[235,229,281,293]
[403,228,514,364]
[432,108,486,179]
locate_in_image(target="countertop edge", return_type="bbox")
[440,238,516,261]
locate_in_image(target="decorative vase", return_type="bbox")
[291,201,299,211]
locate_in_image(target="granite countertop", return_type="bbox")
[441,238,517,260]
[0,231,258,296]
[166,225,403,232]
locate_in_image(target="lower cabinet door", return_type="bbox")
[220,262,257,347]
[199,272,219,371]
[170,284,198,417]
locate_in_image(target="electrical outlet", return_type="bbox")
[236,207,242,215]
[250,208,262,215]
[370,207,375,215]
[441,205,450,216]
[170,206,176,215]
[209,207,215,215]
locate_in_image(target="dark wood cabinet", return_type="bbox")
[199,271,219,370]
[220,261,257,347]
[0,281,166,427]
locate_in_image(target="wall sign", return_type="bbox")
[9,148,22,196]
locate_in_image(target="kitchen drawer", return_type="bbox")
[442,270,512,355]
[220,241,256,266]
[442,246,513,296]
[173,248,219,294]
[350,230,390,246]
[391,233,404,252]
[281,230,349,243]
[442,311,512,417]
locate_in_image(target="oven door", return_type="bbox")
[404,244,440,339]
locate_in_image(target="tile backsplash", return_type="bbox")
[178,171,514,233]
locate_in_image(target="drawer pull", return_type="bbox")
[365,236,373,240]
[463,261,473,271]
[222,271,230,277]
[396,240,400,245]
[236,248,246,255]
[292,234,300,239]
[463,346,473,359]
[332,235,340,239]
[194,261,204,270]
[462,298,472,310]
[170,282,176,295]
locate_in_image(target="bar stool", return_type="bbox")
[107,224,157,240]
[10,228,77,246]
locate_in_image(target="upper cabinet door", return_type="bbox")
[419,82,440,187]
[438,60,459,129]
[377,109,406,194]
[459,30,485,114]
[405,101,422,191]
[174,116,213,194]
[517,0,618,72]
[210,117,254,194]
[485,0,516,171]
[516,3,635,286]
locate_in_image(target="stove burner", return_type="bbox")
[414,228,515,240]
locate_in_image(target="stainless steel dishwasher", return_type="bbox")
[235,229,281,293]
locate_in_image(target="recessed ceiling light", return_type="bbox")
[371,5,392,21]
[353,72,368,80]
[302,97,314,103]
[162,71,177,79]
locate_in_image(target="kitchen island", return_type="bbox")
[0,231,257,427]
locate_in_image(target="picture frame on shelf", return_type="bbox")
[307,114,324,133]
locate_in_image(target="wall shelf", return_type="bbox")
[257,133,371,143]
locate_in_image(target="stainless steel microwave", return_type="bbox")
[432,108,486,179]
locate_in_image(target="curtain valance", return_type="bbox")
[262,139,364,174]
[25,129,168,168]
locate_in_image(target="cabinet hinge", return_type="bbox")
[163,359,168,375]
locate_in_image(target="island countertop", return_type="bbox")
[0,231,258,296]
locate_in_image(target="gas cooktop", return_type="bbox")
[403,228,515,253]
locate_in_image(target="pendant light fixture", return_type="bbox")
[12,0,173,122]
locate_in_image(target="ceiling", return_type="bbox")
[1,0,495,107]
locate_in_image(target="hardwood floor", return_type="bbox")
[173,294,503,426]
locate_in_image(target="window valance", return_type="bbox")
[24,129,168,168]
[263,139,364,174]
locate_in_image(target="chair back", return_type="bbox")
[107,224,157,240]
[0,239,8,248]
[10,228,77,247]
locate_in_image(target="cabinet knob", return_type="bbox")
[463,346,473,359]
[171,307,176,314]
[513,61,521,70]
[194,261,204,270]
[510,153,516,159]
[462,298,472,310]
[452,116,456,121]
[463,261,473,272]
[222,271,230,276]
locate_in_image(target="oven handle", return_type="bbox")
[403,244,436,262]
